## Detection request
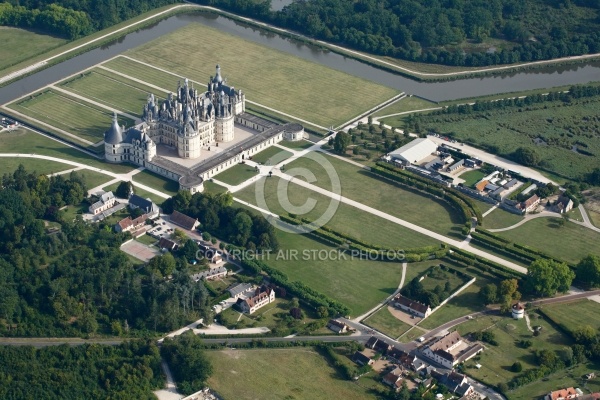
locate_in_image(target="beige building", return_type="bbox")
[89,191,117,215]
[236,286,275,314]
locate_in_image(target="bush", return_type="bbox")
[511,361,523,372]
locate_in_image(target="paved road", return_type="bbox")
[579,204,600,233]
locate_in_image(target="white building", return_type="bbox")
[89,191,117,215]
[387,138,438,166]
[512,302,525,319]
[236,286,275,314]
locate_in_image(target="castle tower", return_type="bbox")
[104,112,124,163]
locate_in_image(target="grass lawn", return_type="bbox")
[8,90,134,144]
[251,146,293,165]
[122,23,399,127]
[131,170,179,196]
[496,217,600,264]
[264,223,404,316]
[213,163,258,186]
[60,203,88,222]
[135,234,157,246]
[403,260,441,285]
[0,27,66,72]
[372,95,437,117]
[459,169,486,187]
[484,207,524,229]
[206,348,375,400]
[540,299,600,333]
[0,158,71,176]
[285,153,464,238]
[0,129,135,174]
[77,170,114,190]
[418,263,500,330]
[364,306,413,339]
[507,361,600,400]
[203,180,228,195]
[102,181,168,205]
[278,140,314,150]
[59,70,167,116]
[419,266,468,293]
[234,176,439,250]
[398,326,428,343]
[457,314,572,389]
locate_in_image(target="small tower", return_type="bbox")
[511,302,525,319]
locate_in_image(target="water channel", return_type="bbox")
[1,11,599,105]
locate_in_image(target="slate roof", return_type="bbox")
[104,113,123,144]
[353,351,372,365]
[227,283,253,297]
[192,266,227,281]
[394,294,430,314]
[129,194,154,213]
[158,237,178,251]
[169,210,198,230]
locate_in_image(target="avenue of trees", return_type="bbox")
[163,190,279,251]
[0,341,164,399]
[0,166,213,337]
[0,0,177,39]
[196,0,600,67]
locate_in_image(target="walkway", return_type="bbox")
[0,153,169,199]
[153,361,183,400]
[488,209,600,233]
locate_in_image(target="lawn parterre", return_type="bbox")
[0,27,66,72]
[496,217,600,264]
[459,169,486,187]
[234,176,439,250]
[364,306,413,339]
[285,153,464,238]
[213,163,258,186]
[251,146,293,165]
[483,208,524,229]
[277,140,314,150]
[124,23,399,127]
[0,158,72,176]
[206,348,375,400]
[7,90,134,144]
[372,95,437,118]
[540,300,600,333]
[131,170,179,196]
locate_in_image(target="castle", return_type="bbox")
[104,64,304,193]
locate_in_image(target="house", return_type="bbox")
[464,159,477,168]
[544,387,581,400]
[326,319,349,334]
[519,194,540,213]
[422,331,464,368]
[89,191,117,215]
[393,294,432,318]
[199,246,222,264]
[191,266,227,282]
[382,368,403,390]
[365,336,391,354]
[353,351,374,366]
[236,286,275,314]
[115,214,148,233]
[158,237,178,251]
[169,210,199,230]
[431,371,474,396]
[227,283,253,299]
[129,194,159,218]
[553,195,574,214]
[388,138,439,166]
[365,336,379,349]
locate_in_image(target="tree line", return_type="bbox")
[194,0,600,67]
[0,0,177,39]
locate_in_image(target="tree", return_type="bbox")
[173,228,187,242]
[478,283,498,305]
[573,325,597,345]
[333,131,350,154]
[290,307,302,319]
[161,332,213,395]
[576,255,600,288]
[525,259,575,297]
[115,181,133,198]
[511,361,523,372]
[499,279,519,298]
[513,147,540,166]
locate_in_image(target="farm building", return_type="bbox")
[387,138,438,166]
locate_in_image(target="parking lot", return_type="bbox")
[121,240,160,262]
[147,219,174,239]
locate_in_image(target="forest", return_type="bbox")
[196,0,600,67]
[0,0,177,39]
[0,165,213,337]
[0,341,164,399]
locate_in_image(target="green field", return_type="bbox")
[457,314,572,390]
[278,140,314,150]
[484,208,524,229]
[123,23,399,127]
[496,217,600,264]
[8,90,134,144]
[416,97,600,181]
[364,307,413,339]
[540,300,600,333]
[0,130,135,175]
[0,27,66,72]
[131,170,179,196]
[0,158,71,176]
[285,153,463,238]
[459,169,486,187]
[264,224,404,316]
[206,348,375,400]
[103,181,168,205]
[235,176,438,249]
[203,180,228,195]
[214,163,258,186]
[251,146,293,165]
[372,95,437,118]
[59,70,168,116]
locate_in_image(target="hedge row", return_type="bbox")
[447,247,523,279]
[373,162,483,224]
[470,232,538,264]
[241,259,351,317]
